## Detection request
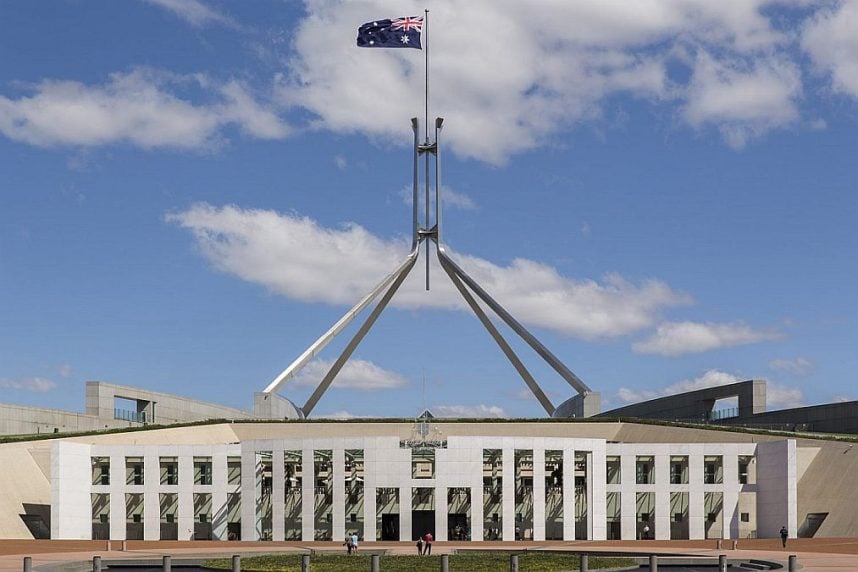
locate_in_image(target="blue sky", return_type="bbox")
[1,0,857,419]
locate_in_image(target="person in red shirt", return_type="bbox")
[424,531,433,555]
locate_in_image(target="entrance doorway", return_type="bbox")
[412,510,435,541]
[448,513,468,540]
[381,514,400,540]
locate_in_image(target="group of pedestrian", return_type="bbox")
[343,532,359,554]
[415,531,433,555]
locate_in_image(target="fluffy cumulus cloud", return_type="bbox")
[433,404,507,418]
[616,369,805,409]
[398,185,477,211]
[3,2,857,159]
[279,0,821,162]
[633,321,781,356]
[167,203,690,339]
[291,358,408,390]
[769,357,815,376]
[682,52,802,149]
[802,1,858,99]
[144,0,239,29]
[0,377,57,393]
[0,69,287,150]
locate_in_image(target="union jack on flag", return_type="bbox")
[390,16,423,33]
[357,16,423,49]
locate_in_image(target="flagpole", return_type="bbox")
[424,8,429,143]
[424,8,430,290]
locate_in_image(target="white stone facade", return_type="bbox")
[51,436,796,542]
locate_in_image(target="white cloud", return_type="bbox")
[316,410,365,419]
[0,377,57,393]
[278,0,816,162]
[334,155,348,170]
[802,1,858,98]
[616,369,805,409]
[58,364,73,378]
[616,386,658,404]
[433,404,507,418]
[633,321,781,356]
[0,69,288,150]
[291,358,408,391]
[766,384,805,409]
[682,52,802,149]
[616,370,750,404]
[398,185,477,211]
[144,0,239,29]
[167,203,690,339]
[442,188,478,211]
[769,357,814,376]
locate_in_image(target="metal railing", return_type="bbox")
[114,409,146,423]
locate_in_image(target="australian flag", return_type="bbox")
[357,16,423,49]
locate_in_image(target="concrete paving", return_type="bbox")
[2,539,858,571]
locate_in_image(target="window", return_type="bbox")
[704,456,723,484]
[194,457,213,485]
[227,457,241,486]
[606,456,621,485]
[126,457,144,485]
[412,448,435,479]
[160,457,178,485]
[708,512,718,523]
[741,513,750,522]
[738,456,754,485]
[674,512,683,522]
[90,456,109,486]
[636,456,654,484]
[670,456,688,484]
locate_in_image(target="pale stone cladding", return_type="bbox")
[51,436,796,542]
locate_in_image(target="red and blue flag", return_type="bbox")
[357,16,423,49]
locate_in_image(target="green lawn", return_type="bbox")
[204,552,636,572]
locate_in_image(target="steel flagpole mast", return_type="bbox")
[423,8,431,290]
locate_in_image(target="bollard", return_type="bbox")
[731,540,738,550]
[649,554,658,572]
[93,556,102,572]
[580,553,589,572]
[23,557,32,572]
[232,555,240,572]
[106,541,110,552]
[121,540,127,552]
[301,554,310,572]
[788,554,797,572]
[371,554,380,572]
[509,553,519,572]
[440,554,449,572]
[718,554,726,572]
[716,539,721,550]
[162,555,171,572]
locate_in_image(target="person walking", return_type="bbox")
[424,531,433,555]
[780,526,788,548]
[343,536,353,554]
[351,532,359,553]
[416,535,424,555]
[643,524,650,540]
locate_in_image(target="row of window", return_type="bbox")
[91,456,242,486]
[606,455,755,485]
[91,452,755,488]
